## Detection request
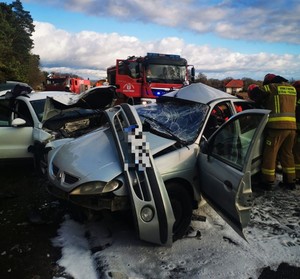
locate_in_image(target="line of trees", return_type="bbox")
[0,0,44,88]
[194,72,262,93]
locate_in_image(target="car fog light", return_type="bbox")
[141,206,154,222]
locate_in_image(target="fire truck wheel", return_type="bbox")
[166,182,193,241]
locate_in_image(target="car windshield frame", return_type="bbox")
[136,98,209,144]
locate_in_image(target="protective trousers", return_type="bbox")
[261,129,296,184]
[294,133,300,180]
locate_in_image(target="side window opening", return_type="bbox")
[211,102,233,125]
[15,100,33,126]
[203,101,233,139]
[0,101,12,126]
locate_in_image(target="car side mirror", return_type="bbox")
[11,118,26,127]
[191,67,195,82]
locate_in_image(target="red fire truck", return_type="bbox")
[107,53,194,104]
[44,74,91,94]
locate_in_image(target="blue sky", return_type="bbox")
[7,0,300,80]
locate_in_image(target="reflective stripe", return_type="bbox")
[277,86,297,95]
[268,116,296,122]
[295,164,300,170]
[274,95,280,113]
[264,85,270,92]
[262,168,275,176]
[282,167,296,174]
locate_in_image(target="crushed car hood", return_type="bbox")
[50,127,176,187]
[51,126,122,183]
[42,86,116,130]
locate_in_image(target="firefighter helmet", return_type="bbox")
[263,73,288,85]
[263,73,276,85]
[247,84,259,101]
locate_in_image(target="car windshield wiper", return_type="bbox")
[139,114,189,147]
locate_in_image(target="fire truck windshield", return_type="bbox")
[146,64,186,84]
[46,78,66,85]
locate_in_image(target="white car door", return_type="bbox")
[0,99,33,159]
[198,109,269,237]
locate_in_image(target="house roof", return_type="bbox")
[225,79,244,88]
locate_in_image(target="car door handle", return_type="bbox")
[224,180,233,190]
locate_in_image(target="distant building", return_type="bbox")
[225,79,244,95]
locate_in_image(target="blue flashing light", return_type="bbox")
[147,52,181,59]
[152,89,166,97]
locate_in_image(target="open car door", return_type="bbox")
[198,109,269,238]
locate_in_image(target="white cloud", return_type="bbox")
[32,21,300,81]
[33,0,300,44]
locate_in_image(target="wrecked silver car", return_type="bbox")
[0,84,116,172]
[46,83,269,245]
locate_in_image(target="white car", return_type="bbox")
[46,82,269,245]
[0,84,116,171]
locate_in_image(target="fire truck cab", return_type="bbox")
[44,74,91,94]
[107,53,194,104]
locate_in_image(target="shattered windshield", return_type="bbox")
[136,99,209,144]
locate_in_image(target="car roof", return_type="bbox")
[164,82,240,105]
[23,91,74,101]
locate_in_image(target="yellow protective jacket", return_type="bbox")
[260,82,297,130]
[296,96,300,131]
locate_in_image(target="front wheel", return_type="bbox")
[166,182,193,241]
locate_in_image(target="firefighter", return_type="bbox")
[292,81,300,184]
[248,74,297,190]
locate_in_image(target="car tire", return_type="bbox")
[166,182,193,241]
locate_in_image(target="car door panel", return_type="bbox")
[198,109,269,237]
[0,100,33,159]
[0,126,33,159]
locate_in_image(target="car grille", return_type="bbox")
[64,172,79,184]
[52,163,79,185]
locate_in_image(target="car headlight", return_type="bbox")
[70,180,120,195]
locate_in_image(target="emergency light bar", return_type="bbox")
[147,53,181,59]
